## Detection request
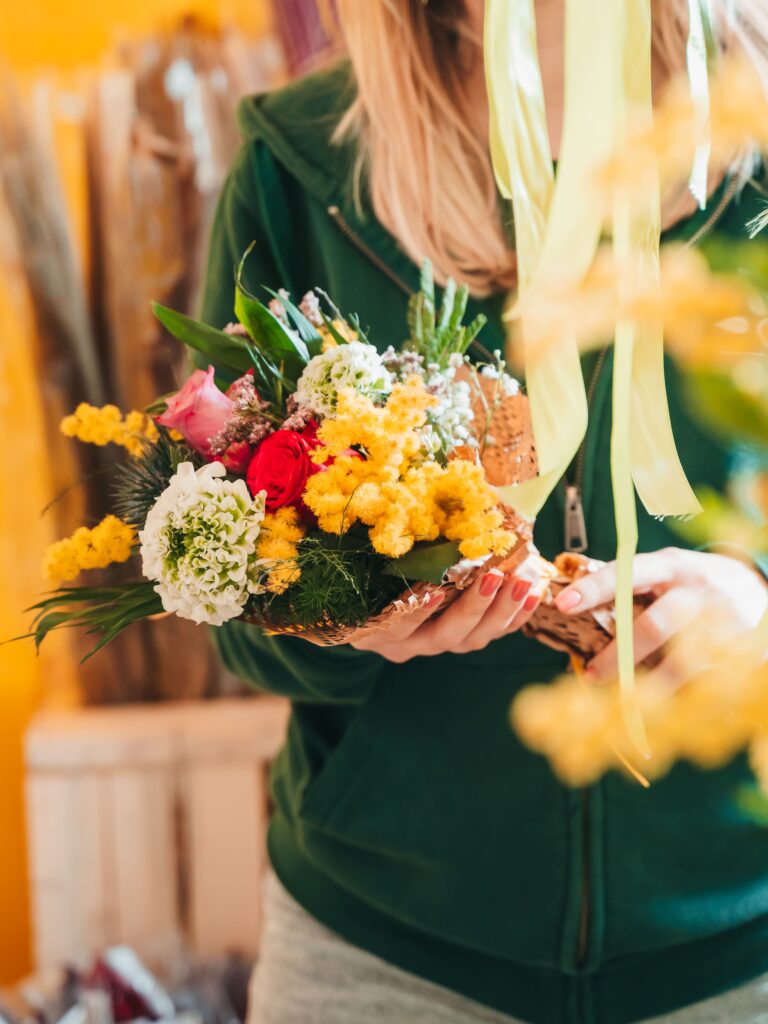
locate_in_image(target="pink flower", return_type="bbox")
[157,366,233,456]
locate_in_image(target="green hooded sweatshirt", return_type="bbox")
[198,61,768,1024]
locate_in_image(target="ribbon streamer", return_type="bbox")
[486,0,703,749]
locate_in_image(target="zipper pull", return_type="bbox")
[564,485,588,553]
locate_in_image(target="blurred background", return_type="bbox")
[0,0,329,1003]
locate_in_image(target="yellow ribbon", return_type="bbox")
[486,0,703,749]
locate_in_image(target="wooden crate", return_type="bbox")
[24,697,289,970]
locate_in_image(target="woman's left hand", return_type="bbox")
[554,547,768,683]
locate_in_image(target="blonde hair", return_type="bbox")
[322,0,768,297]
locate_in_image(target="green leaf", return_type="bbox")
[460,313,488,355]
[319,312,353,348]
[235,252,309,378]
[4,581,164,661]
[684,369,768,448]
[406,292,424,351]
[383,539,461,585]
[263,288,324,356]
[152,303,253,374]
[436,276,457,336]
[419,260,436,343]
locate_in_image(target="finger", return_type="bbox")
[586,585,703,680]
[460,576,536,651]
[416,569,507,651]
[388,589,447,642]
[505,590,542,635]
[555,550,683,615]
[350,590,445,649]
[652,653,694,694]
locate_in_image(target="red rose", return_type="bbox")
[246,430,321,510]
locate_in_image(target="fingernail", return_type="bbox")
[426,591,444,609]
[480,571,504,597]
[523,594,539,612]
[510,578,532,602]
[556,589,582,613]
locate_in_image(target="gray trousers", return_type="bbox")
[248,871,768,1024]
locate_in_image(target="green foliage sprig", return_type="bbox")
[113,431,202,529]
[260,534,406,628]
[405,261,487,368]
[10,583,163,662]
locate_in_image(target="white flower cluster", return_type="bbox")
[139,462,267,626]
[294,341,393,417]
[421,355,475,456]
[425,378,475,453]
[479,349,520,397]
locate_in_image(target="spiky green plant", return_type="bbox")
[405,261,487,368]
[9,582,163,663]
[112,431,202,529]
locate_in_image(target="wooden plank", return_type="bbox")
[25,773,109,969]
[25,698,290,967]
[108,768,178,955]
[185,762,267,957]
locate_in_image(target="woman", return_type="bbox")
[200,2,768,1022]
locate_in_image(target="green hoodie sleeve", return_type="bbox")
[197,140,385,705]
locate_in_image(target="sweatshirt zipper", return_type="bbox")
[327,204,498,362]
[567,348,606,972]
[568,170,741,974]
[564,348,608,555]
[328,205,414,297]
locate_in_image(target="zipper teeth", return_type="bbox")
[684,172,742,249]
[327,205,413,297]
[327,205,497,362]
[573,347,609,491]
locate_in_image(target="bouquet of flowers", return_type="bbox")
[22,256,635,661]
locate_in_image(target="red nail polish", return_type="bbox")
[426,591,444,609]
[524,594,539,612]
[511,578,532,602]
[480,572,503,597]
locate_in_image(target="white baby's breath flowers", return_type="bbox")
[480,363,520,396]
[294,341,393,417]
[429,378,474,444]
[139,462,267,627]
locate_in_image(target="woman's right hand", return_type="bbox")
[348,569,541,663]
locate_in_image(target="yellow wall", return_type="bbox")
[0,0,269,70]
[0,0,270,984]
[0,283,53,983]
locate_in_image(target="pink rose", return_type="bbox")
[157,365,233,456]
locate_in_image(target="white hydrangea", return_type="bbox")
[139,462,267,627]
[294,341,393,417]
